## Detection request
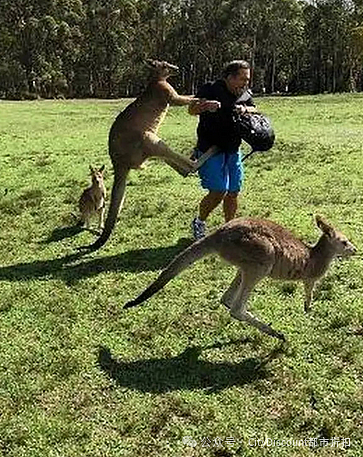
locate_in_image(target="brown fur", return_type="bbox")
[87,60,216,250]
[124,215,357,341]
[78,165,106,232]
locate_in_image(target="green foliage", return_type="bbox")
[0,95,363,456]
[1,0,363,98]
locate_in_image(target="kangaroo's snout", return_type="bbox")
[347,242,357,256]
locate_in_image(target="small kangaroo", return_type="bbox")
[78,165,106,232]
[87,59,217,251]
[124,216,356,341]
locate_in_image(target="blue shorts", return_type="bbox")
[194,149,244,193]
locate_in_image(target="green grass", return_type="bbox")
[0,94,363,456]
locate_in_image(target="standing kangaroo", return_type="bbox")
[124,216,356,341]
[87,59,216,251]
[78,165,106,232]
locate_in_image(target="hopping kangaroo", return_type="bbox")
[124,216,356,341]
[88,59,215,250]
[78,165,106,232]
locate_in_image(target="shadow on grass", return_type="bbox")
[98,340,285,393]
[40,225,101,244]
[0,238,192,284]
[40,225,84,243]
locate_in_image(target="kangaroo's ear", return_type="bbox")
[89,165,95,174]
[315,215,334,236]
[99,164,105,173]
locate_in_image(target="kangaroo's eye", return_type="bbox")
[342,240,348,246]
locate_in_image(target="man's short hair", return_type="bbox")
[222,60,250,78]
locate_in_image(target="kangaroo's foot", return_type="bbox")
[231,308,286,341]
[268,327,286,341]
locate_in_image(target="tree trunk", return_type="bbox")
[271,47,276,93]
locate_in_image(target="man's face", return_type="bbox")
[226,68,250,96]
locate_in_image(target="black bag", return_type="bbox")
[232,111,275,152]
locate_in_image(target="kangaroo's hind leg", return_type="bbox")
[97,204,105,231]
[221,270,243,309]
[143,132,197,177]
[82,212,91,230]
[229,270,286,341]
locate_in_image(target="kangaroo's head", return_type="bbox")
[90,165,105,187]
[146,59,179,79]
[315,215,357,257]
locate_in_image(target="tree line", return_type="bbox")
[1,0,363,99]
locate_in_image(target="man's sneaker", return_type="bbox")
[192,217,206,240]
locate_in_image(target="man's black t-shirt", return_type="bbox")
[196,79,255,153]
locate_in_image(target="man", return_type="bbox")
[189,60,257,239]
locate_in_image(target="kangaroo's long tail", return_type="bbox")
[124,235,217,309]
[87,168,129,251]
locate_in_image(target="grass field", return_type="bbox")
[0,94,363,456]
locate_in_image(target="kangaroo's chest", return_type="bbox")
[269,253,307,280]
[118,85,170,133]
[150,105,168,133]
[91,188,105,209]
